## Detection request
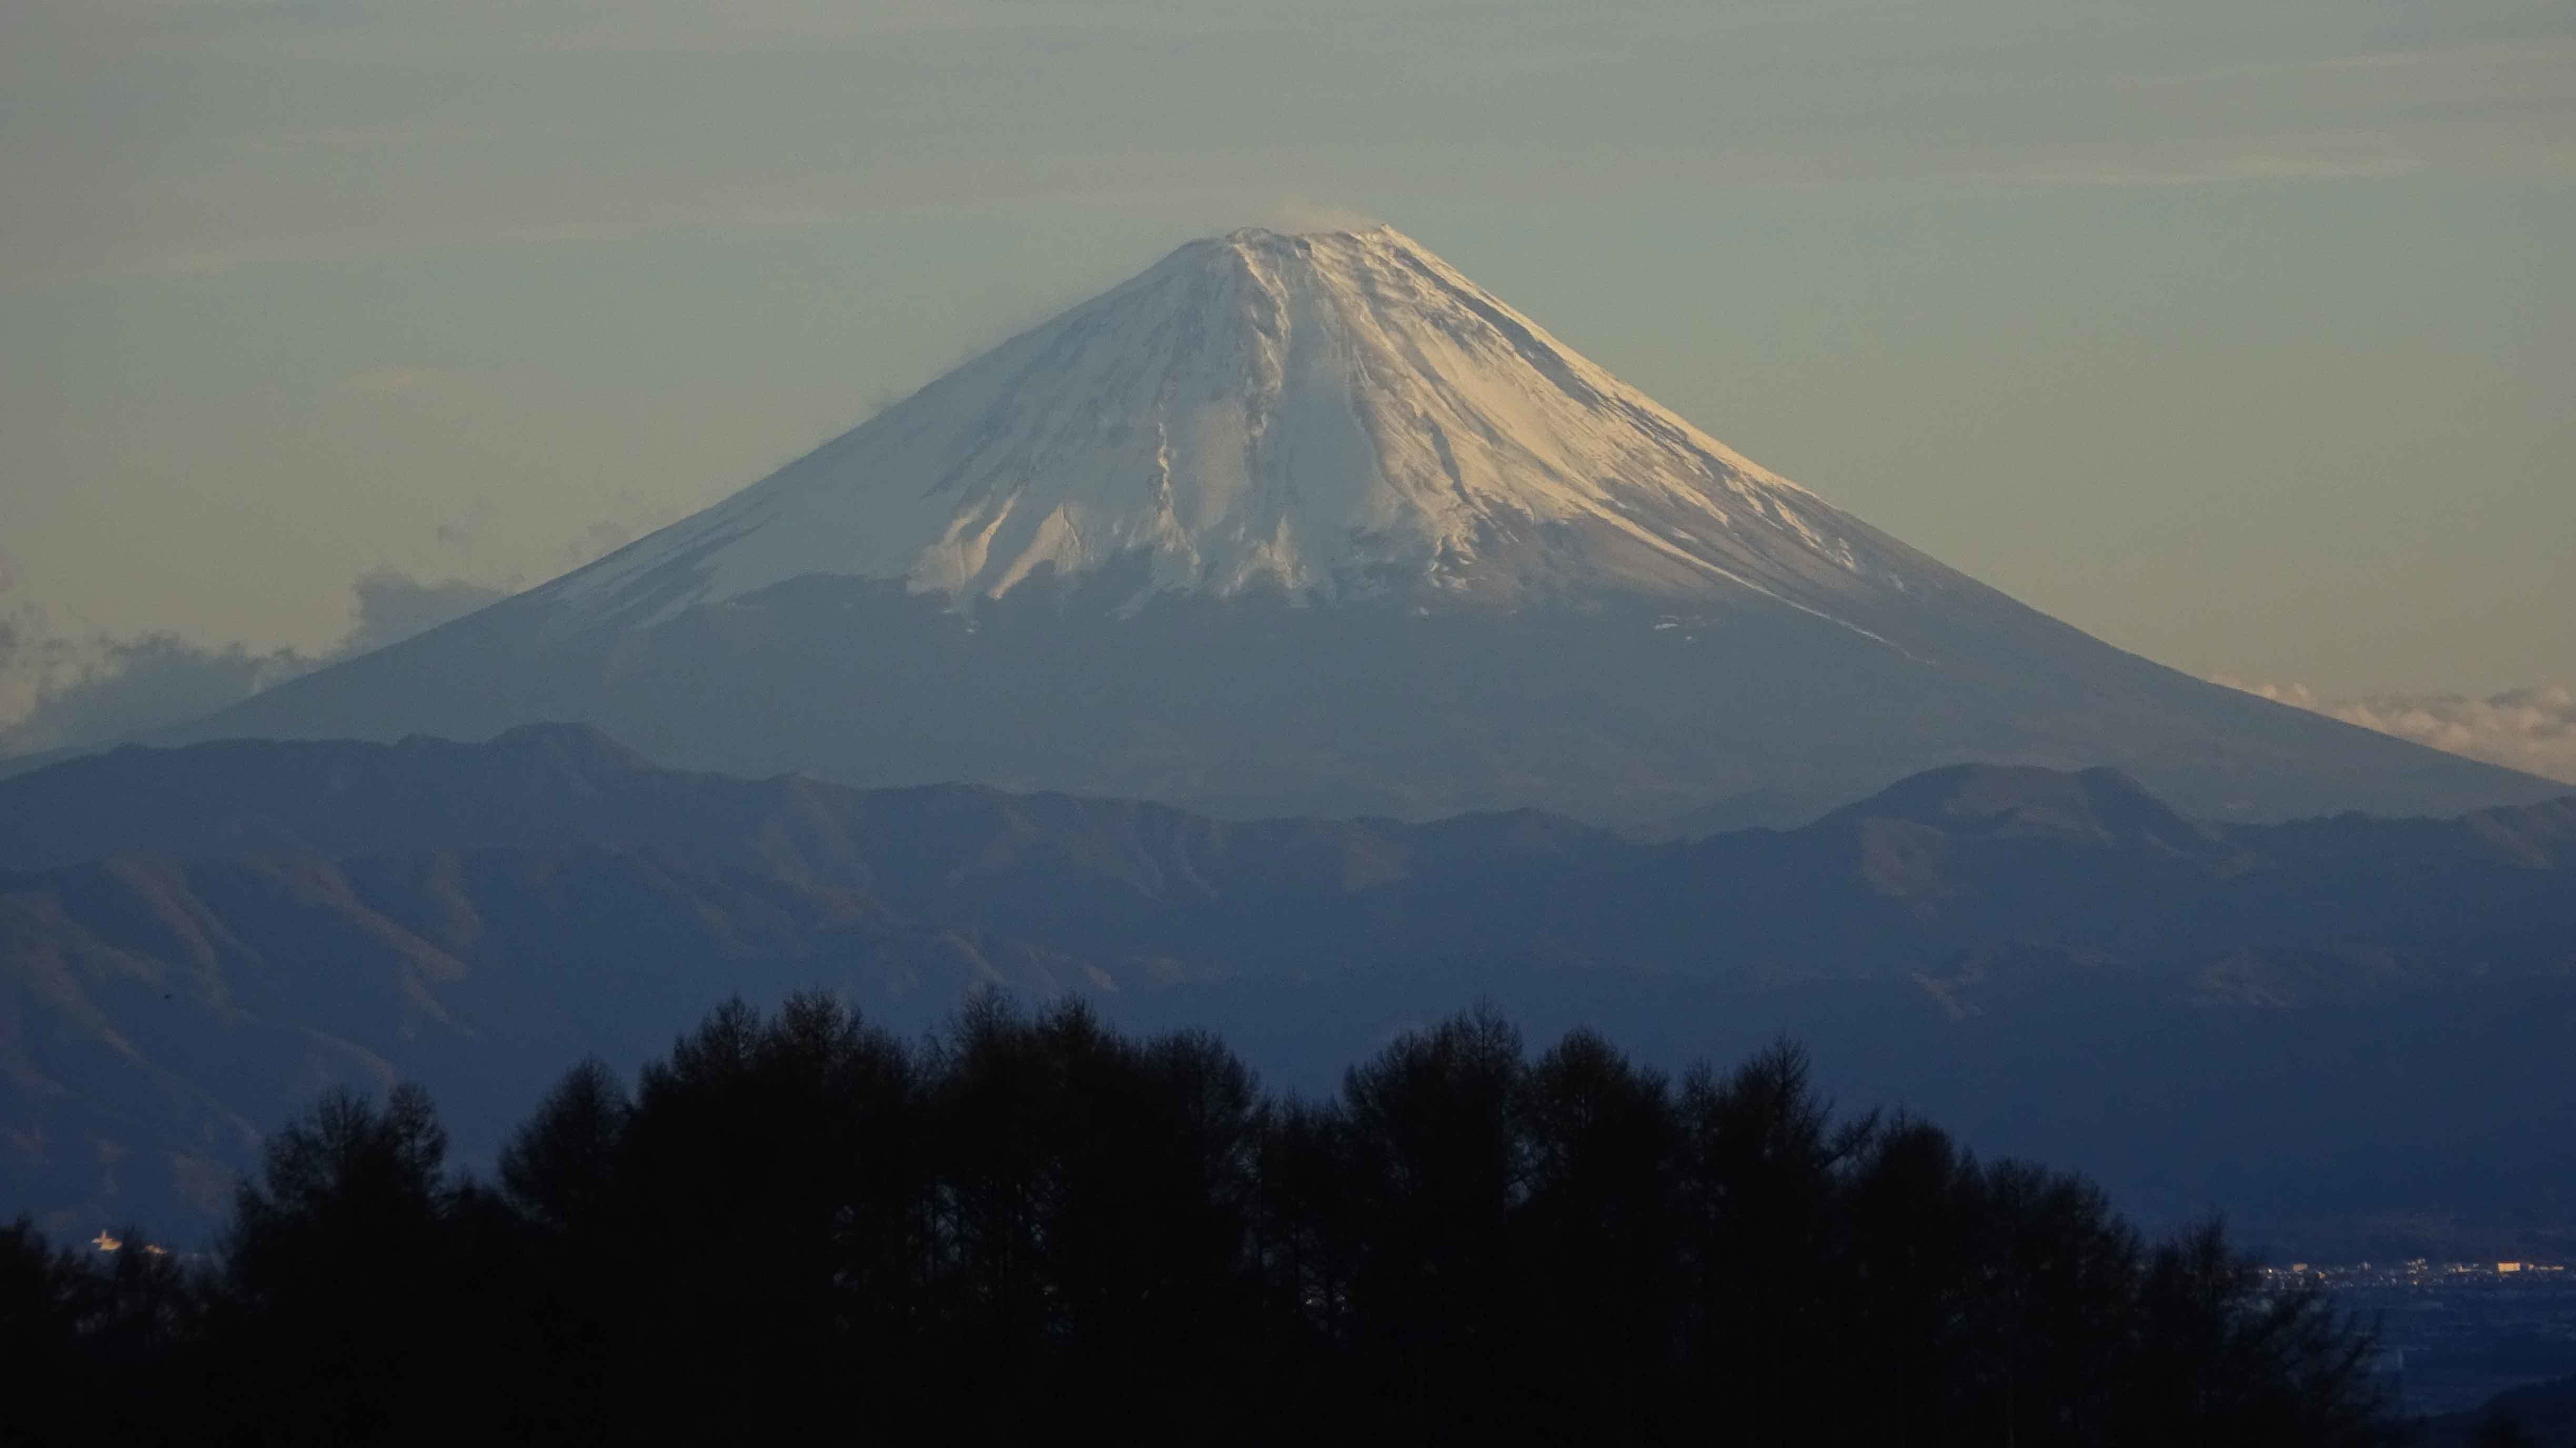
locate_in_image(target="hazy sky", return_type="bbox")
[4,1,2570,727]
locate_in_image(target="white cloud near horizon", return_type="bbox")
[0,570,512,757]
[2219,680,2576,786]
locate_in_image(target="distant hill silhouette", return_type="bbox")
[2433,1374,2576,1447]
[2,728,2571,1251]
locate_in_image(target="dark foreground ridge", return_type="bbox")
[6,997,2396,1446]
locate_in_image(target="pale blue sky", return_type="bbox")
[4,0,2570,726]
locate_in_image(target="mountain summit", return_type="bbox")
[144,225,2560,825]
[546,226,1943,626]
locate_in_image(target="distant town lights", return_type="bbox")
[88,1229,168,1255]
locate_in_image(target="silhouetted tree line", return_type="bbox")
[5,994,2400,1445]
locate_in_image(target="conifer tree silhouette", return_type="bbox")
[0,996,2413,1446]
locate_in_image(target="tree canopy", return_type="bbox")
[4,993,2398,1446]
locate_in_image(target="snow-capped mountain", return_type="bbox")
[153,226,2560,827]
[543,226,1938,628]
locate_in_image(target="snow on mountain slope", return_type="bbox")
[544,226,1950,627]
[121,223,2568,827]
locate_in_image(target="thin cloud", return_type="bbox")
[2219,679,2576,786]
[13,3,2575,290]
[344,568,513,653]
[1251,200,1385,235]
[0,629,314,757]
[1939,138,2426,188]
[0,569,512,757]
[559,518,645,571]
